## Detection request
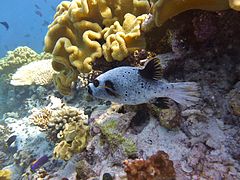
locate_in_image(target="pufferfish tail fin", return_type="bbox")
[167,82,200,107]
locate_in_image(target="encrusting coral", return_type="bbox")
[10,59,56,86]
[123,150,176,180]
[0,169,11,180]
[44,0,151,95]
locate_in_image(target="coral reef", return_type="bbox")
[10,59,56,86]
[44,0,151,95]
[30,106,88,142]
[30,105,89,160]
[53,121,89,160]
[0,169,11,180]
[123,150,176,180]
[0,46,52,79]
[0,46,53,117]
[149,0,229,28]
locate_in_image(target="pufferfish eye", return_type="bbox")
[93,79,99,87]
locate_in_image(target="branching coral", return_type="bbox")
[31,105,89,160]
[123,150,176,180]
[30,106,88,142]
[44,0,151,95]
[10,59,56,86]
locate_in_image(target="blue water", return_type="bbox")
[0,0,62,58]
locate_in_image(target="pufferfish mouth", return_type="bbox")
[87,85,93,95]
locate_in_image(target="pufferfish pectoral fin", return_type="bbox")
[139,58,163,80]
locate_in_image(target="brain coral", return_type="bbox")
[44,0,151,95]
[10,59,56,86]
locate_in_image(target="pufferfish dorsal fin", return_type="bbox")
[139,58,163,80]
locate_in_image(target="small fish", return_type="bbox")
[6,135,17,147]
[24,34,30,38]
[35,10,42,17]
[88,58,200,107]
[30,155,49,172]
[42,20,49,27]
[35,4,40,9]
[0,21,9,30]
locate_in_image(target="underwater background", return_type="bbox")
[0,0,240,179]
[0,0,62,57]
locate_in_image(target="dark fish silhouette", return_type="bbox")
[6,135,17,147]
[42,20,49,27]
[35,4,40,9]
[24,34,30,38]
[35,10,43,17]
[30,155,49,172]
[0,21,9,30]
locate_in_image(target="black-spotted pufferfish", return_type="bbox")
[88,58,200,107]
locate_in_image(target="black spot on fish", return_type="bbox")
[6,135,17,147]
[87,86,92,95]
[0,21,9,30]
[105,80,115,90]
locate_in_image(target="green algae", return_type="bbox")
[99,119,137,156]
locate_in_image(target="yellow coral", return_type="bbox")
[229,0,240,10]
[53,121,89,160]
[102,13,148,61]
[44,0,151,95]
[10,59,56,86]
[148,0,240,28]
[0,169,11,180]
